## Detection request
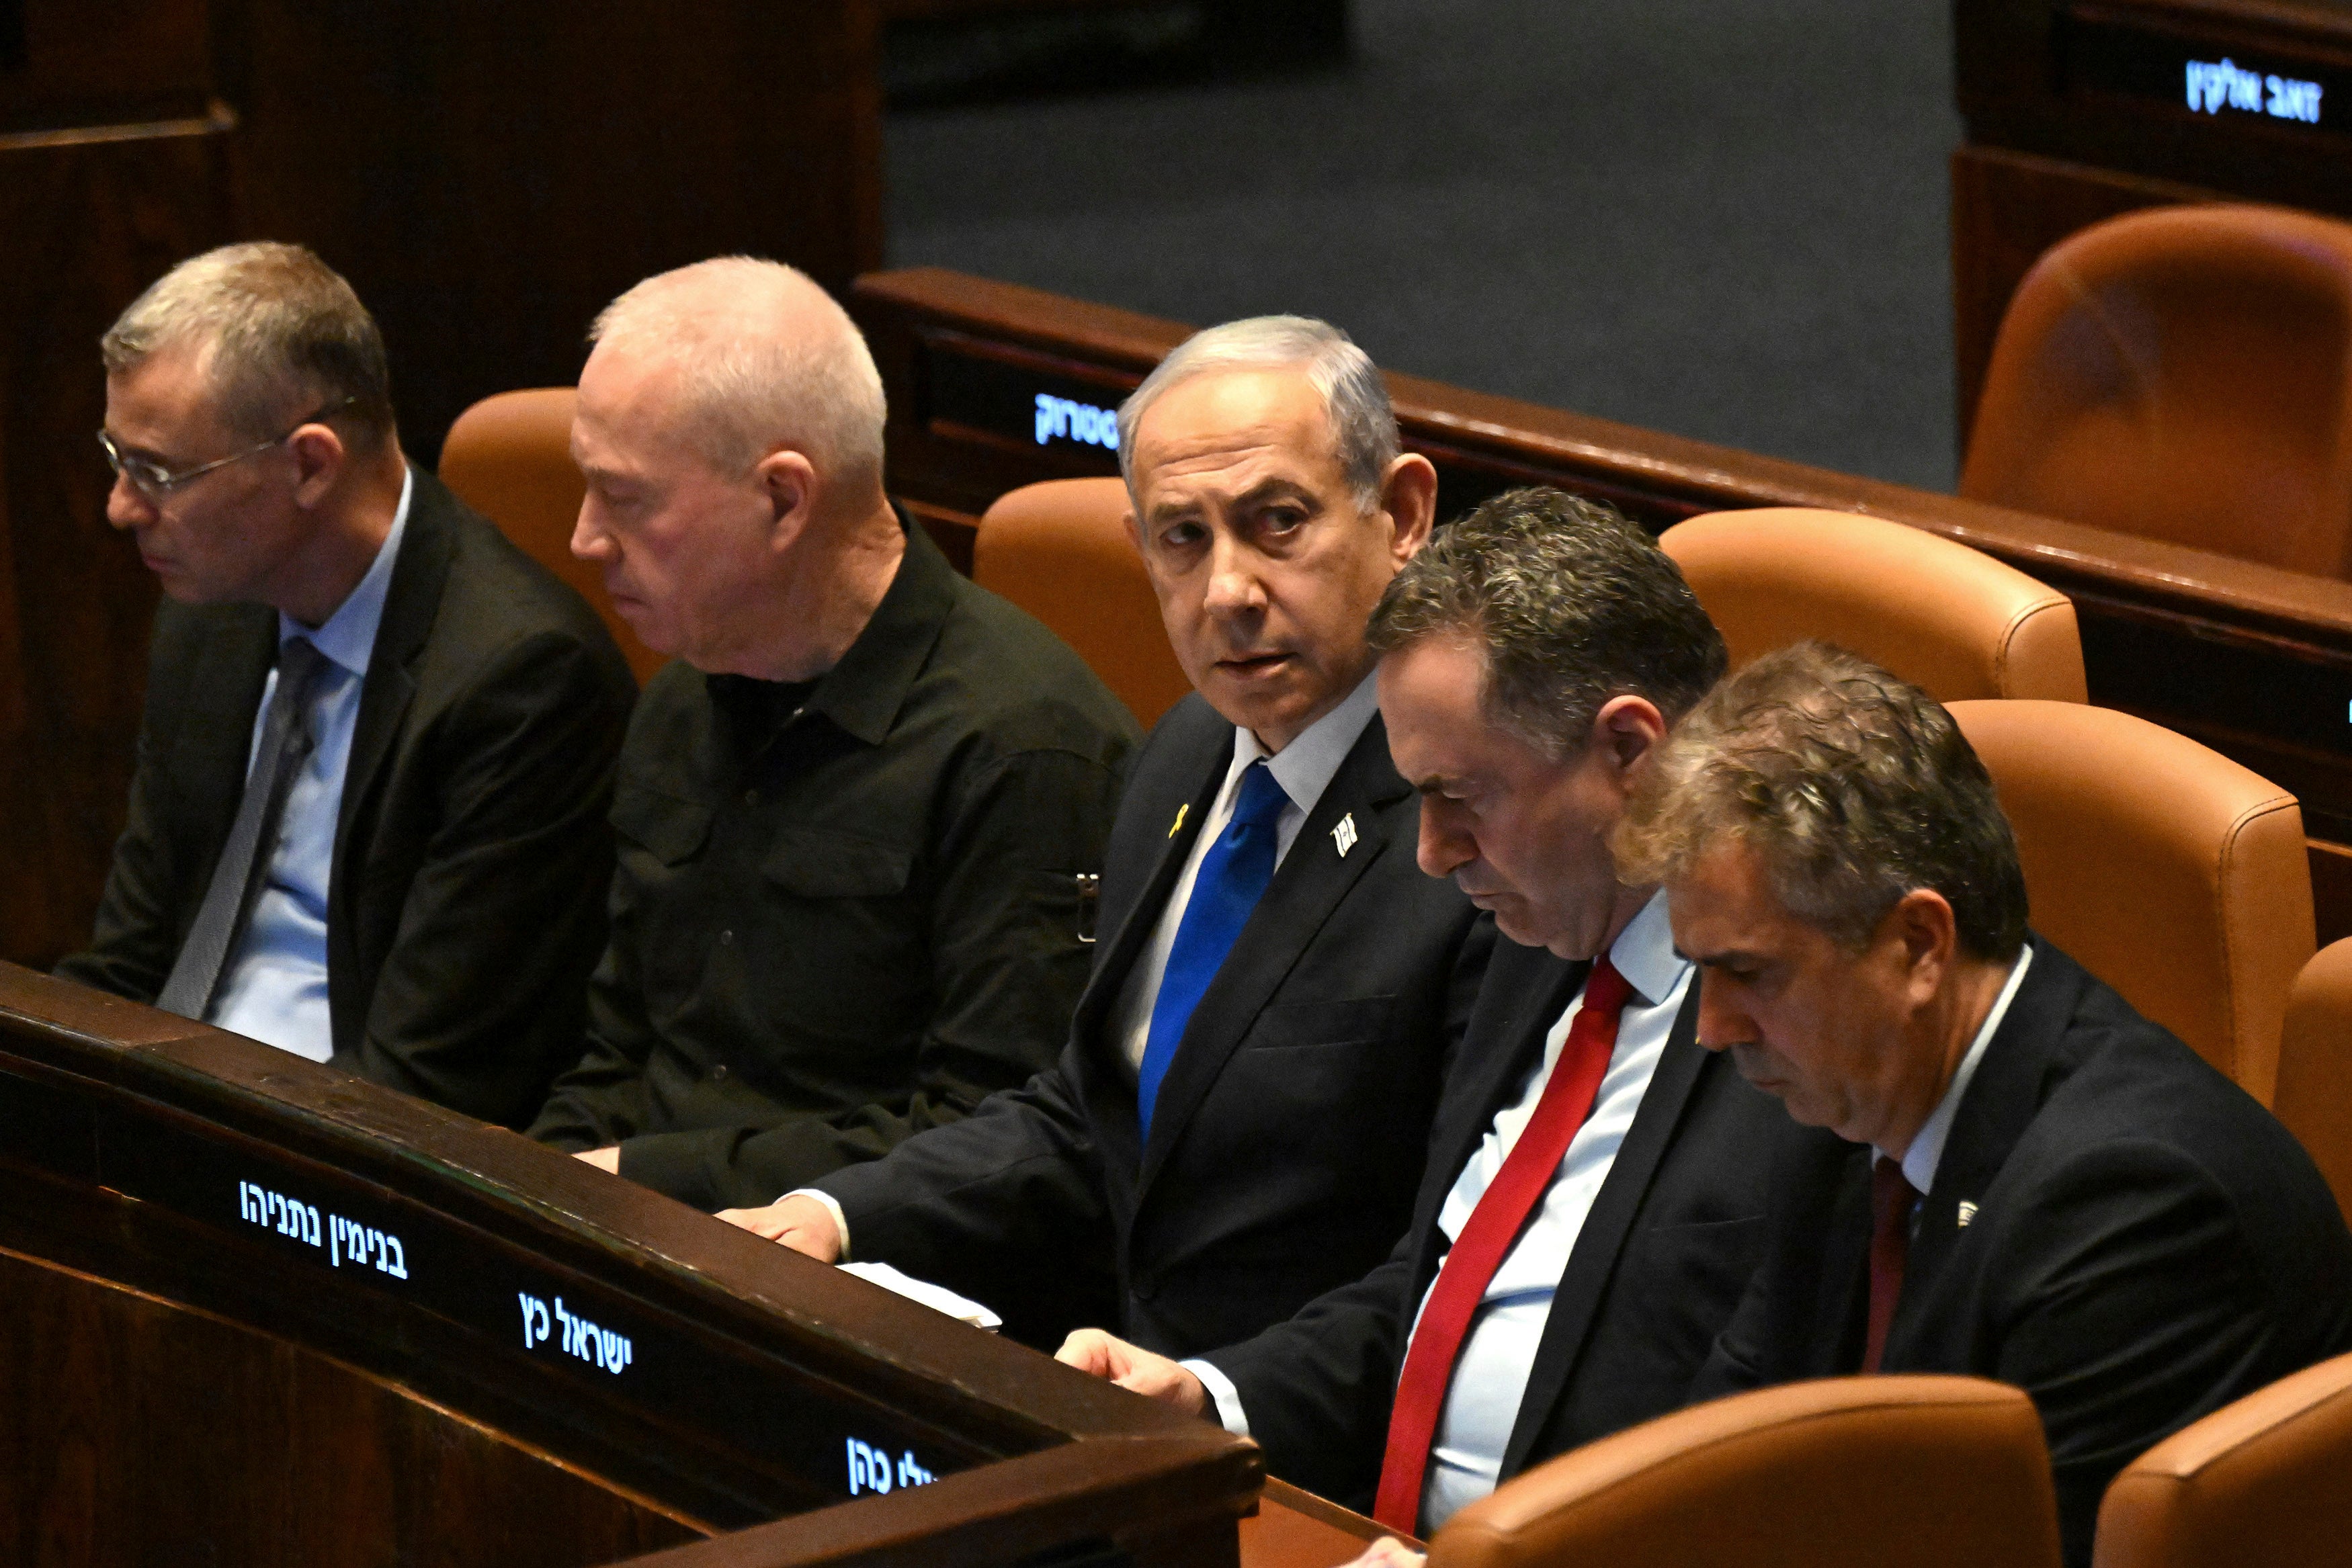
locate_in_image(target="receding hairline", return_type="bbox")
[1124,363,1349,494]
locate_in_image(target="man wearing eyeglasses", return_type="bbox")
[56,243,638,1129]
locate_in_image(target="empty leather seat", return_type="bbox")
[1962,204,2352,578]
[1949,700,2314,1102]
[1661,507,2087,701]
[439,387,665,683]
[1427,1376,2060,1568]
[972,477,1190,728]
[2274,938,2352,1224]
[2095,1352,2352,1568]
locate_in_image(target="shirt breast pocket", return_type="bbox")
[755,830,923,1043]
[612,783,714,867]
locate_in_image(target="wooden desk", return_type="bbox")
[851,265,2352,943]
[0,963,1391,1567]
[1954,0,2352,439]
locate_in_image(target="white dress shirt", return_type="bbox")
[208,468,413,1061]
[1190,888,1693,1534]
[794,672,1384,1251]
[1885,942,2033,1196]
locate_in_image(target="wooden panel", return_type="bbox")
[0,0,216,133]
[1239,1479,1402,1568]
[222,0,884,466]
[0,962,1265,1567]
[0,1246,701,1567]
[0,122,232,969]
[851,265,2352,943]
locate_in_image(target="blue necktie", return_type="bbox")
[1138,760,1290,1133]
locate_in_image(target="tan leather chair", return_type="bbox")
[1949,701,2314,1102]
[2274,939,2352,1223]
[1427,1376,2061,1568]
[1962,204,2352,578]
[2095,1352,2352,1568]
[1661,507,2088,701]
[972,476,1191,729]
[439,387,665,684]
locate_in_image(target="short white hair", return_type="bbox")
[1116,315,1399,507]
[589,257,886,486]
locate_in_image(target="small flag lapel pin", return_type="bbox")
[1956,1201,1979,1228]
[1331,813,1359,857]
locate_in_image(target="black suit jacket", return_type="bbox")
[1203,935,1784,1510]
[58,470,638,1128]
[816,691,1493,1352]
[1695,939,2352,1568]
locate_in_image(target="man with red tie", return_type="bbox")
[1058,486,1789,1534]
[1624,642,2352,1568]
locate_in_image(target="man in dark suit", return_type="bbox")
[1622,642,2352,1568]
[59,243,636,1127]
[716,315,1492,1354]
[1054,490,1786,1537]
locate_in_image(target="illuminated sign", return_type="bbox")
[2061,20,2347,139]
[1036,393,1120,450]
[847,1436,937,1496]
[2185,57,2322,125]
[239,1178,409,1276]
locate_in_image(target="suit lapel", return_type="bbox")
[1134,717,1409,1192]
[179,608,280,855]
[1887,938,2072,1364]
[1500,986,1708,1477]
[331,475,452,861]
[1411,945,1589,1292]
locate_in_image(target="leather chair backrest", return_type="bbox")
[1661,507,2088,701]
[2095,1352,2352,1568]
[2274,939,2352,1224]
[1961,204,2352,578]
[1427,1376,2061,1568]
[972,477,1191,729]
[439,387,665,683]
[1949,700,2314,1101]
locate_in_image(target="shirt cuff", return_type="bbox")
[785,1186,853,1262]
[1183,1358,1251,1438]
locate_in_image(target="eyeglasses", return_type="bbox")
[99,398,358,503]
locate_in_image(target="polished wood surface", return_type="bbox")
[1953,0,2352,440]
[851,265,2352,943]
[0,961,1261,1566]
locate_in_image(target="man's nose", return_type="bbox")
[1693,975,1741,1053]
[104,474,153,531]
[1200,533,1265,618]
[570,505,613,562]
[1415,805,1472,880]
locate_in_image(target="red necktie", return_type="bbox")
[1862,1155,1918,1373]
[1372,957,1638,1533]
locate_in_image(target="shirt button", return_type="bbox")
[743,789,759,808]
[719,929,734,945]
[711,1063,731,1082]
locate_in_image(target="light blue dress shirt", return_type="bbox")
[208,470,413,1061]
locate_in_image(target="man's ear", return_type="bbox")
[754,448,820,551]
[1593,693,1669,779]
[1380,453,1439,562]
[1889,887,1959,996]
[286,423,348,508]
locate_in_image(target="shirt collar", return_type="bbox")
[1234,670,1381,816]
[792,508,958,748]
[1892,942,2035,1194]
[1608,888,1689,1009]
[280,464,411,675]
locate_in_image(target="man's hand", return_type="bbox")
[575,1146,622,1174]
[1338,1539,1426,1568]
[714,1193,843,1261]
[1056,1328,1209,1417]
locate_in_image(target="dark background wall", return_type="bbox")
[882,0,1966,492]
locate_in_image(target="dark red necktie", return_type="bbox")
[1863,1154,1919,1373]
[1372,957,1638,1534]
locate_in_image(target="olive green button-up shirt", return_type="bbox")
[530,520,1141,1210]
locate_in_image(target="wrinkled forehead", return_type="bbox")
[574,341,705,467]
[1130,366,1344,498]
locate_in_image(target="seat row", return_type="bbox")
[1416,1350,2352,1568]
